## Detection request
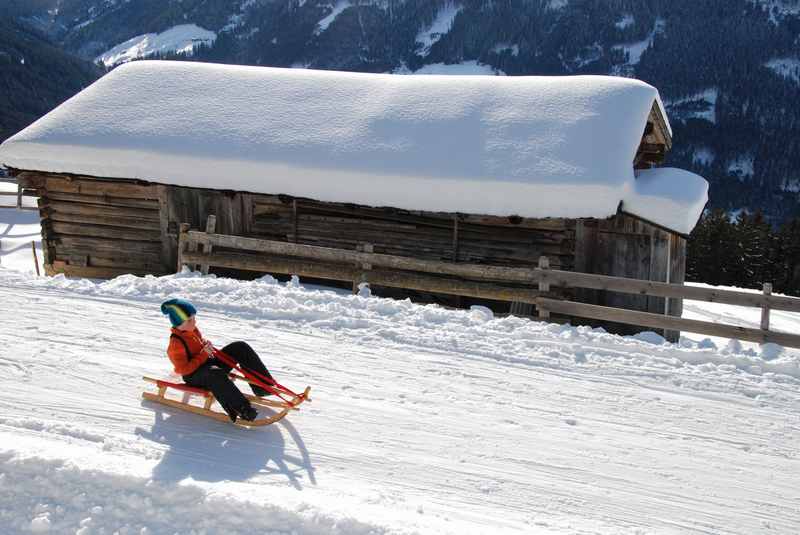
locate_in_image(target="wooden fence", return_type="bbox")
[178,221,800,349]
[0,178,38,211]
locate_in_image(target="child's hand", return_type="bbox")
[202,341,214,356]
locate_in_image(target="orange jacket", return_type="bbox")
[167,326,210,376]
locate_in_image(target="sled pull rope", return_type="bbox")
[212,347,307,404]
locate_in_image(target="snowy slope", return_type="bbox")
[96,24,217,67]
[1,194,799,534]
[1,263,799,534]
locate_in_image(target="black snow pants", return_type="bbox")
[182,341,275,419]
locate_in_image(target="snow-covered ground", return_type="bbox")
[1,201,799,534]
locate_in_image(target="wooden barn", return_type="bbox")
[0,61,707,323]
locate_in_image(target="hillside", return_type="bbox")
[5,0,800,223]
[0,10,101,143]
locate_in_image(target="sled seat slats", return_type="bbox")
[143,376,212,396]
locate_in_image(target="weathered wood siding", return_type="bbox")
[16,171,685,323]
[17,172,169,278]
[573,212,686,317]
[244,194,576,271]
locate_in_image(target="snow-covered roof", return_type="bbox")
[622,167,708,235]
[0,60,704,232]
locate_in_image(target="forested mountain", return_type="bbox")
[4,0,800,225]
[0,2,101,142]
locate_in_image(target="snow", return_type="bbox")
[547,0,568,10]
[612,18,665,68]
[96,24,217,67]
[766,57,800,84]
[315,1,351,34]
[0,60,698,232]
[665,88,718,124]
[403,60,503,75]
[782,178,800,192]
[491,43,519,56]
[754,0,800,23]
[0,262,799,534]
[622,167,709,235]
[222,0,258,32]
[0,183,43,274]
[415,3,462,57]
[1,198,800,533]
[728,154,755,178]
[692,146,716,166]
[615,14,634,30]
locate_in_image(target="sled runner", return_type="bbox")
[142,347,311,427]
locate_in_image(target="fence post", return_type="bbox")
[177,223,190,272]
[354,243,373,294]
[200,215,217,275]
[537,256,551,320]
[31,241,40,276]
[761,283,772,331]
[17,184,23,209]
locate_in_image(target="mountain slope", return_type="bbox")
[7,0,800,223]
[0,13,101,144]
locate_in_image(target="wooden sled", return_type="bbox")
[142,376,311,427]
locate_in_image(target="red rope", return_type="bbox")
[212,347,303,403]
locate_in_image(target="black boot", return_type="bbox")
[238,404,258,422]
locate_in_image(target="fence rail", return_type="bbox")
[0,180,38,211]
[180,221,800,348]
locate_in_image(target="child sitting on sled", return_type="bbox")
[161,298,275,423]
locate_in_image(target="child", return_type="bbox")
[161,298,276,423]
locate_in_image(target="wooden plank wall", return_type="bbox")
[575,212,686,318]
[246,194,576,271]
[16,172,170,278]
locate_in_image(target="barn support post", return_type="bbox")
[663,233,680,342]
[177,223,190,272]
[200,215,217,275]
[536,256,551,320]
[761,283,772,331]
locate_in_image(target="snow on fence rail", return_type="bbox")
[179,219,800,348]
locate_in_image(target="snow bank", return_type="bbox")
[97,25,217,67]
[622,167,709,235]
[0,453,392,535]
[0,61,696,227]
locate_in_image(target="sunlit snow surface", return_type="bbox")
[0,210,799,533]
[0,61,701,233]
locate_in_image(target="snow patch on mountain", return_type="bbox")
[665,88,718,123]
[491,43,519,56]
[315,1,352,34]
[399,60,504,75]
[612,17,665,73]
[416,3,463,57]
[693,146,716,166]
[754,0,800,23]
[97,24,216,67]
[547,0,569,10]
[615,14,635,30]
[782,178,800,192]
[766,57,800,84]
[728,154,755,179]
[222,0,259,33]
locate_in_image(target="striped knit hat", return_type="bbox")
[161,298,197,327]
